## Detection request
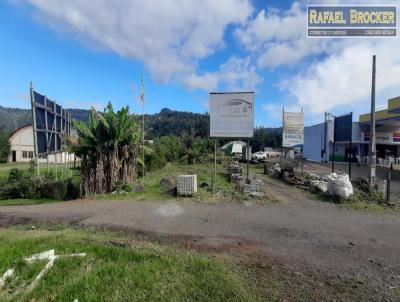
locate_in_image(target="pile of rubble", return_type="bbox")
[264,162,354,199]
[235,179,265,197]
[227,161,243,183]
[227,161,265,197]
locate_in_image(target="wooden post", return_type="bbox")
[30,82,40,177]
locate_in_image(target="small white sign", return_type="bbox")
[210,92,254,138]
[282,111,304,148]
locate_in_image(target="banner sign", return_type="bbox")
[362,132,400,144]
[282,111,304,148]
[308,5,397,37]
[31,90,71,155]
[334,113,353,142]
[209,92,254,138]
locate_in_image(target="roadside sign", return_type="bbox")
[209,92,254,138]
[282,111,304,148]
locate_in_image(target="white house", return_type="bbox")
[8,124,74,163]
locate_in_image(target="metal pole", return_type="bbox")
[214,139,217,190]
[332,140,336,173]
[30,82,40,177]
[386,168,391,203]
[324,112,327,162]
[246,140,250,180]
[349,112,353,178]
[369,55,377,186]
[281,107,285,170]
[141,76,145,178]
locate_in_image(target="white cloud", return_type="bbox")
[24,0,253,82]
[286,40,400,114]
[234,2,332,68]
[235,1,400,117]
[183,56,262,91]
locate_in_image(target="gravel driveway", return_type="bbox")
[1,178,400,299]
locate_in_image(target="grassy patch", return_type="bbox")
[98,162,253,203]
[314,188,399,214]
[0,162,76,179]
[0,199,56,206]
[0,227,260,302]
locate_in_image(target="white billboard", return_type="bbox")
[210,92,254,138]
[282,111,304,148]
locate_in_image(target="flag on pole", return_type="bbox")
[140,74,145,103]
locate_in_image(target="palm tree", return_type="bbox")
[73,103,148,196]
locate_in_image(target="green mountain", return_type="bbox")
[0,106,281,149]
[0,106,90,134]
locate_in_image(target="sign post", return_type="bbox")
[30,82,40,177]
[282,108,304,170]
[209,92,254,188]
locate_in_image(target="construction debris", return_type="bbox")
[326,173,354,199]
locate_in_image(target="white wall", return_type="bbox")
[8,125,75,163]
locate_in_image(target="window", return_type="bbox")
[22,151,28,158]
[28,151,34,159]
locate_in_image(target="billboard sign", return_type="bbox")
[334,113,352,142]
[282,111,304,148]
[209,92,254,138]
[31,89,71,155]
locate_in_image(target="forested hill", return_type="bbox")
[0,106,281,149]
[0,106,209,137]
[0,106,90,133]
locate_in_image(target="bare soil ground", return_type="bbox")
[1,175,400,301]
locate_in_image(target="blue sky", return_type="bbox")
[0,0,399,127]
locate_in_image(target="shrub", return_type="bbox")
[0,168,35,199]
[0,168,81,201]
[35,180,67,200]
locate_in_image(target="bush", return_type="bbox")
[35,180,67,200]
[0,168,35,199]
[0,168,81,201]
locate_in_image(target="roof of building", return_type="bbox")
[359,97,400,124]
[8,124,32,140]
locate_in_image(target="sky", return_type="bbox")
[0,0,399,127]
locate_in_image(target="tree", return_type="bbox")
[72,103,148,195]
[0,130,10,163]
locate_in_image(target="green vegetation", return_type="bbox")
[0,163,80,202]
[0,130,10,163]
[98,162,246,203]
[0,228,259,302]
[73,104,148,196]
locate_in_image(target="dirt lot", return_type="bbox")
[1,175,400,301]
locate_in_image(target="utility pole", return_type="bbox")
[369,55,376,186]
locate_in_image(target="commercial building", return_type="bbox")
[8,124,74,163]
[304,97,400,164]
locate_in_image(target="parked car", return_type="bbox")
[252,151,267,160]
